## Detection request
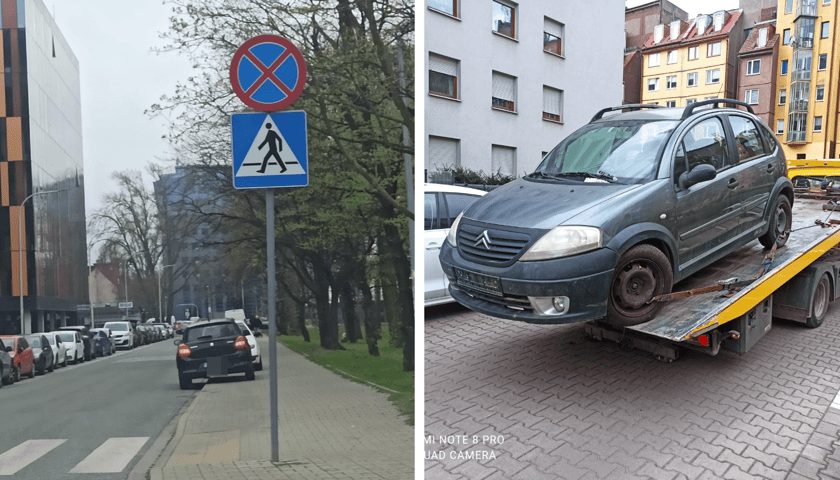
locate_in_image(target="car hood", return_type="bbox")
[463,178,644,230]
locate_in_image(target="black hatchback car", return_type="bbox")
[175,320,255,389]
[440,100,792,327]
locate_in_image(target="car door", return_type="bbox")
[725,114,776,235]
[424,192,447,304]
[674,116,742,269]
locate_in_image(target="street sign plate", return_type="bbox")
[231,111,308,189]
[76,304,91,311]
[118,302,133,309]
[229,35,307,112]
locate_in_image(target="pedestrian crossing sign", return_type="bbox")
[231,111,309,189]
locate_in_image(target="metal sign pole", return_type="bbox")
[266,188,279,462]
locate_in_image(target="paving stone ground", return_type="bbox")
[150,337,413,479]
[425,302,840,479]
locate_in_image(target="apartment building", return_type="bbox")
[773,0,839,159]
[737,22,779,126]
[641,10,744,108]
[425,0,624,177]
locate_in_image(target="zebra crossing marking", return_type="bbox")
[0,439,65,475]
[69,437,149,473]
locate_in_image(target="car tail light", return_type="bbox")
[178,344,192,358]
[698,335,710,347]
[234,336,248,350]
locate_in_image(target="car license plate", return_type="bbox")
[207,357,227,376]
[454,268,503,296]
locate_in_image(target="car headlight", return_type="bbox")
[520,226,602,261]
[446,212,464,247]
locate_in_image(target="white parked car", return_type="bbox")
[104,321,134,349]
[44,333,68,368]
[424,183,487,306]
[235,321,262,371]
[55,331,84,364]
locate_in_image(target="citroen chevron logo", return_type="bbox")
[474,230,493,250]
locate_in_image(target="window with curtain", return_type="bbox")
[491,71,516,111]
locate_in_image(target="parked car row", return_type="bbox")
[102,321,173,350]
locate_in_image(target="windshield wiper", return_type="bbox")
[549,171,621,183]
[525,171,571,182]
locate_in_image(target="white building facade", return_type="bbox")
[425,0,625,178]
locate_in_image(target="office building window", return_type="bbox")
[779,89,787,105]
[777,119,784,134]
[815,117,823,132]
[783,29,791,44]
[822,21,830,39]
[688,46,698,60]
[747,59,761,75]
[544,17,564,56]
[491,144,516,177]
[492,0,516,39]
[785,0,793,14]
[491,71,516,111]
[819,53,828,70]
[706,68,720,84]
[687,72,697,87]
[429,53,459,98]
[648,78,659,91]
[816,85,825,101]
[781,60,788,75]
[649,53,661,67]
[707,42,721,57]
[667,50,677,64]
[745,89,759,104]
[665,101,675,107]
[542,86,563,122]
[428,0,457,17]
[757,28,768,47]
[428,136,460,169]
[667,76,677,89]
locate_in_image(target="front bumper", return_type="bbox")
[440,242,616,324]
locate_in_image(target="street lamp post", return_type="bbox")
[158,264,175,322]
[18,189,62,335]
[123,252,142,318]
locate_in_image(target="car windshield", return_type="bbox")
[107,324,128,331]
[57,333,74,343]
[46,335,56,345]
[184,324,239,342]
[534,120,678,184]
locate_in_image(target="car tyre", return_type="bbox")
[245,363,256,381]
[28,364,35,378]
[255,356,263,371]
[1,366,11,385]
[11,366,19,383]
[759,195,792,249]
[178,372,192,390]
[38,357,46,375]
[49,357,55,372]
[806,273,831,328]
[606,244,673,327]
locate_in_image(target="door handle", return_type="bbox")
[728,178,740,189]
[426,242,440,250]
[766,163,774,172]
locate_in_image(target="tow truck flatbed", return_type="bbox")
[586,197,840,359]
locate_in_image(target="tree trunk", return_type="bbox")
[296,300,310,342]
[313,262,342,350]
[340,284,358,343]
[381,220,414,372]
[380,265,402,347]
[276,299,289,335]
[360,282,380,356]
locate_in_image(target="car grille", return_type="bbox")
[458,286,534,312]
[458,223,530,264]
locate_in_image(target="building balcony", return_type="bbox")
[787,130,807,143]
[796,0,817,18]
[788,99,810,112]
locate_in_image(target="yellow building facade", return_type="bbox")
[641,11,743,107]
[773,0,840,160]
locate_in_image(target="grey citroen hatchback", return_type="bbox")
[439,100,793,327]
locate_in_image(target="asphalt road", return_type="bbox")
[0,339,196,479]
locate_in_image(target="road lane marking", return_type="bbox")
[69,437,149,473]
[0,439,66,475]
[831,390,840,411]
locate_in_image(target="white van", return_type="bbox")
[103,321,134,349]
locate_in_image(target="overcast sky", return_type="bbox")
[48,0,193,218]
[626,0,740,18]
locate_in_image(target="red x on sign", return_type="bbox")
[230,35,307,112]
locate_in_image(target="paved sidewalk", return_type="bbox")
[149,336,413,479]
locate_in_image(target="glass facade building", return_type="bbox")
[0,0,87,334]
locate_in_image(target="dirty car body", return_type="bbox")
[440,101,793,326]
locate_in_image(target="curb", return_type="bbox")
[135,388,200,480]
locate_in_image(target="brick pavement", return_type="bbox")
[149,336,413,479]
[425,303,840,479]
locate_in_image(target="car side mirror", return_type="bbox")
[5,346,11,352]
[679,164,716,190]
[173,339,182,346]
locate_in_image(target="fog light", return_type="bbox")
[529,296,570,316]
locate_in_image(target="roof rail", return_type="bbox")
[590,104,664,123]
[681,99,754,119]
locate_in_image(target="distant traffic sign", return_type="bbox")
[231,111,309,189]
[76,304,91,311]
[230,35,307,112]
[118,302,133,309]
